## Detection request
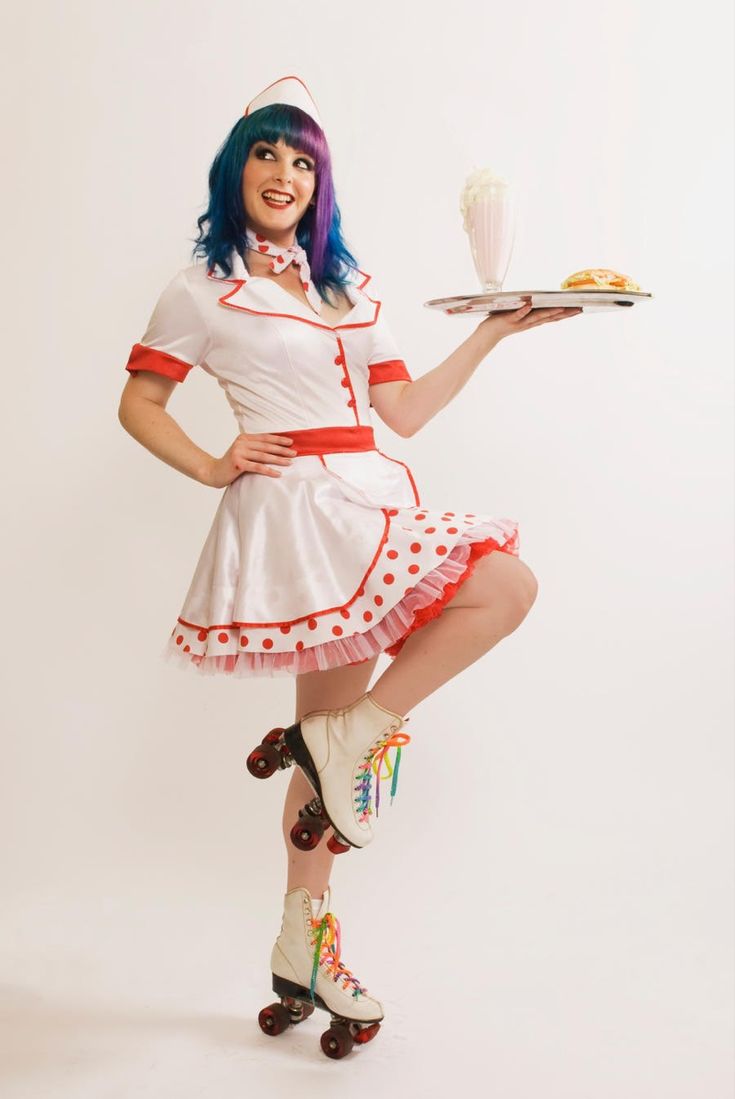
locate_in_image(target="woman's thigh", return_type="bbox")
[295,655,380,720]
[444,550,539,611]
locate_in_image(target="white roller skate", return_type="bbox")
[246,691,411,853]
[257,886,383,1059]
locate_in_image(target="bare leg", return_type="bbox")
[370,550,539,716]
[284,655,380,896]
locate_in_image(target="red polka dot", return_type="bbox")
[332,626,343,636]
[308,618,318,630]
[425,526,436,533]
[416,513,427,520]
[263,638,273,649]
[183,644,190,652]
[302,281,309,290]
[363,611,373,622]
[197,629,208,642]
[280,625,291,634]
[240,636,249,647]
[255,233,266,242]
[217,632,229,643]
[447,527,458,534]
[277,255,283,262]
[258,245,269,253]
[410,542,422,553]
[340,608,351,618]
[295,641,305,652]
[383,573,395,584]
[436,545,447,555]
[270,261,275,270]
[408,564,420,574]
[176,635,184,646]
[446,512,455,517]
[374,594,384,606]
[387,549,398,559]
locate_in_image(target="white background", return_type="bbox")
[1,1,733,1096]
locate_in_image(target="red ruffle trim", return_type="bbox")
[383,527,519,657]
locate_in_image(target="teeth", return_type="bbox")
[263,192,293,204]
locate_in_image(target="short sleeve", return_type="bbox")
[125,270,211,382]
[368,302,413,387]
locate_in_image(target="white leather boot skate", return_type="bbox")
[284,691,411,850]
[258,886,383,1058]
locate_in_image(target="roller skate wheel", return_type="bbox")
[258,1002,291,1036]
[320,1023,355,1059]
[290,816,325,851]
[246,744,280,778]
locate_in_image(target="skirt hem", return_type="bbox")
[159,521,520,678]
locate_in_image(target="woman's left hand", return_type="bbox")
[478,300,583,341]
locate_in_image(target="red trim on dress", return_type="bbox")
[282,425,376,455]
[368,359,413,384]
[205,267,381,332]
[125,343,194,382]
[375,448,421,506]
[383,527,521,657]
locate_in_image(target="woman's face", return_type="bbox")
[241,137,316,246]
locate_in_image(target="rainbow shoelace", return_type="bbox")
[310,912,366,1001]
[353,729,412,824]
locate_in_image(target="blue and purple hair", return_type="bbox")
[191,104,359,305]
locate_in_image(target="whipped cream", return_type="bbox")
[460,167,511,232]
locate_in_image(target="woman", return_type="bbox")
[118,75,581,1058]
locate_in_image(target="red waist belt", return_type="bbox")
[282,425,376,456]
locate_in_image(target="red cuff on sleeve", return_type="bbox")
[125,343,194,382]
[368,359,412,385]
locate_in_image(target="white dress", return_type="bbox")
[125,250,520,676]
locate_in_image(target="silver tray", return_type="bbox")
[424,289,654,315]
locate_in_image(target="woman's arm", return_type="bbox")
[118,372,215,485]
[385,323,501,439]
[380,303,582,438]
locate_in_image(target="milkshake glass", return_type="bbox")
[460,169,516,292]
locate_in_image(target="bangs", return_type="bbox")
[246,104,329,169]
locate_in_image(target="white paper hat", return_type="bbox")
[244,75,323,130]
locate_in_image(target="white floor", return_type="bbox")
[1,838,732,1099]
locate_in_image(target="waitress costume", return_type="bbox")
[124,78,521,678]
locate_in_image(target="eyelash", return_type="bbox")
[256,147,313,171]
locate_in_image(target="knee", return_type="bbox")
[516,562,539,614]
[485,553,539,622]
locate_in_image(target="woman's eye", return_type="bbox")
[255,147,313,170]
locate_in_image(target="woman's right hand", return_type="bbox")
[204,432,297,488]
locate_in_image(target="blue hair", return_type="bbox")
[191,105,359,306]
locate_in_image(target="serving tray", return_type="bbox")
[424,290,653,314]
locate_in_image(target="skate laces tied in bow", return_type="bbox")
[354,722,412,824]
[244,226,323,315]
[309,912,365,1002]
